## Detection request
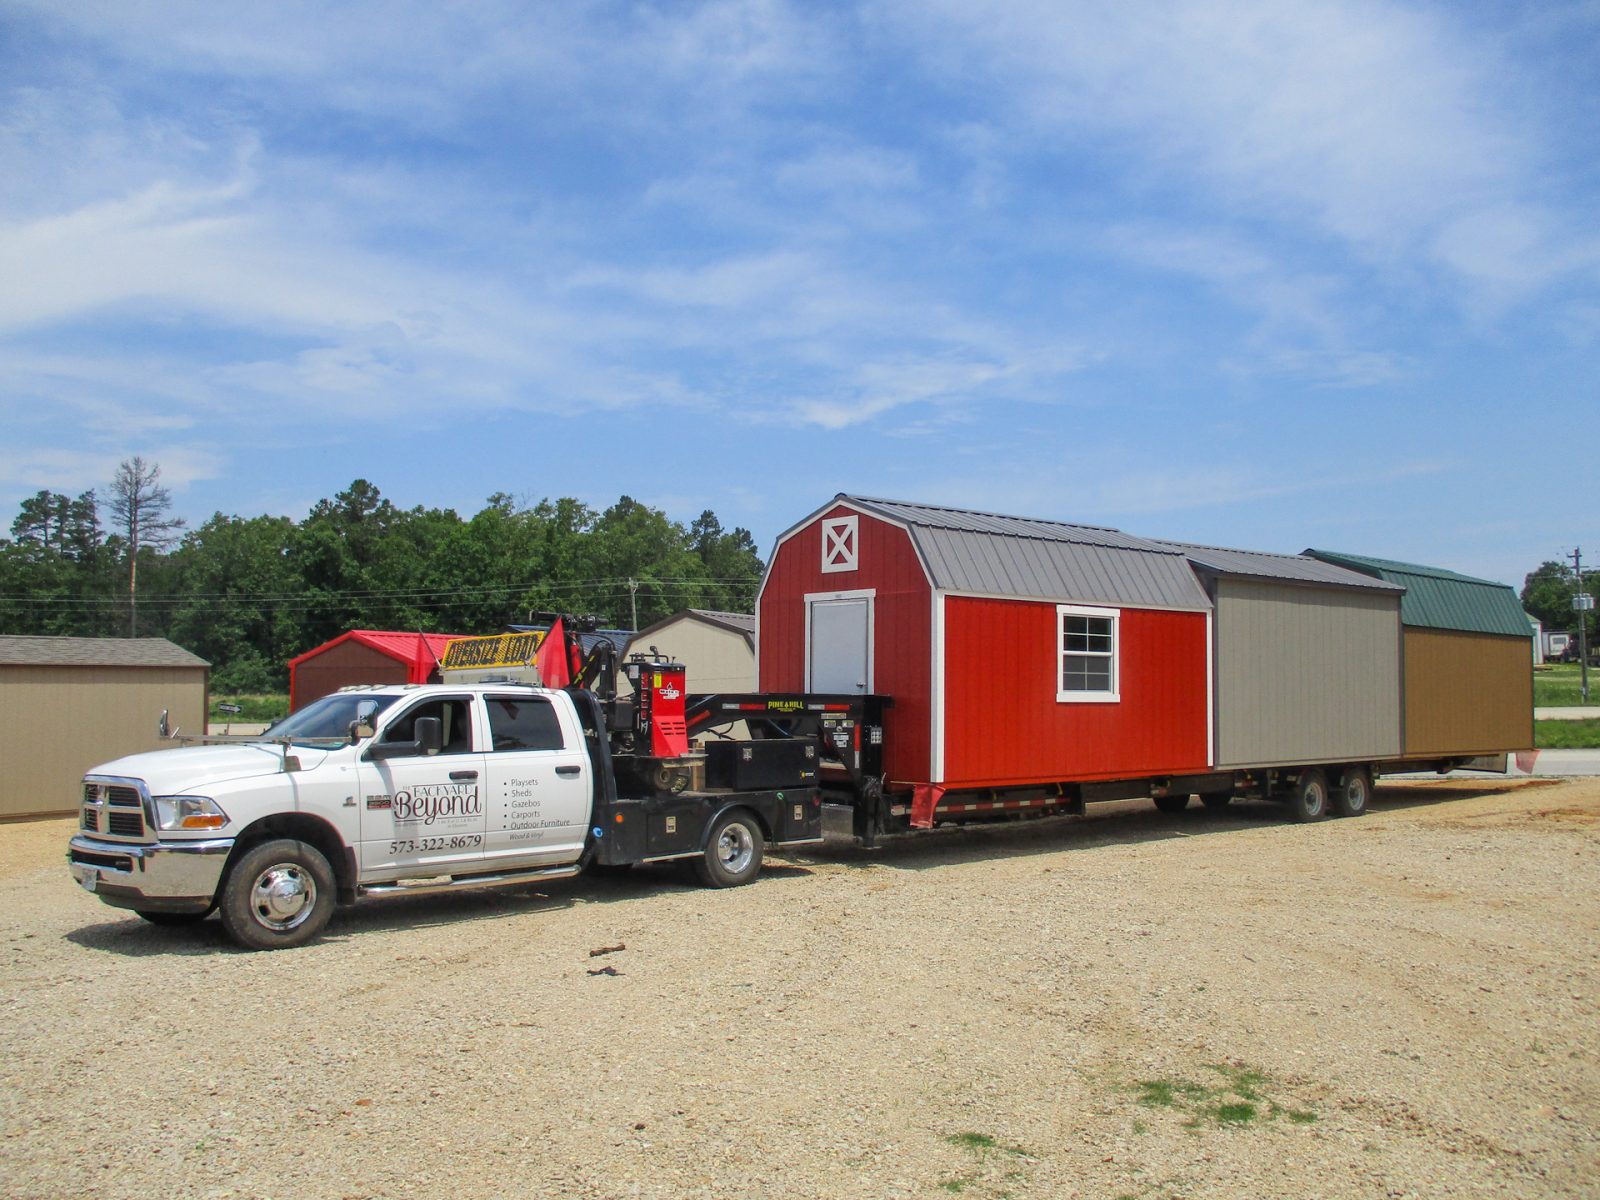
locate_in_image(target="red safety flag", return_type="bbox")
[534,618,571,688]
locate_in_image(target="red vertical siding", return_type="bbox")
[758,505,932,783]
[941,596,1209,786]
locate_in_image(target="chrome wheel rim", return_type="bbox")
[716,824,754,875]
[250,863,315,931]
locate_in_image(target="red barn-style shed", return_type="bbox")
[758,496,1216,819]
[288,630,466,711]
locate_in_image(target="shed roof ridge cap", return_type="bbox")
[842,493,1126,534]
[1306,548,1514,588]
[1154,537,1329,562]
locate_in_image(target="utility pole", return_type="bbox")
[1573,547,1592,703]
[627,578,638,631]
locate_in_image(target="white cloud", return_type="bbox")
[885,0,1593,299]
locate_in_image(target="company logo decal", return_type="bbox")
[392,784,483,826]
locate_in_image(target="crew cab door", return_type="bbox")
[358,694,487,878]
[480,692,592,867]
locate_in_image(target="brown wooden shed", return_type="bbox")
[0,636,209,820]
[1306,551,1534,757]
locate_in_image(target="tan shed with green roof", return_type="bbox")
[1305,552,1533,758]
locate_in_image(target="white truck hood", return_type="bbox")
[88,743,335,795]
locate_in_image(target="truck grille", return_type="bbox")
[81,780,149,839]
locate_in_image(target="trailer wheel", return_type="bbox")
[219,839,335,950]
[1286,769,1328,823]
[1153,793,1190,813]
[1332,766,1372,818]
[1200,791,1233,811]
[693,810,764,888]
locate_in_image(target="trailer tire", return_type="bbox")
[1153,793,1191,813]
[1286,769,1328,823]
[1332,766,1372,818]
[219,839,335,950]
[693,810,764,888]
[1200,791,1233,811]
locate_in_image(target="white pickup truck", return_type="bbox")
[67,681,821,949]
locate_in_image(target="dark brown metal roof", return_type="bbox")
[0,636,209,669]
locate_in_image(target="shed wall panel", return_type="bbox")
[1215,579,1401,766]
[1,665,207,819]
[624,621,754,694]
[292,642,410,711]
[942,597,1209,787]
[1403,629,1533,755]
[759,504,932,783]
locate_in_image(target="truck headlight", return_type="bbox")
[153,795,229,831]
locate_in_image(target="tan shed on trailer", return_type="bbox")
[0,636,208,820]
[1153,543,1405,769]
[622,609,755,693]
[1307,552,1534,757]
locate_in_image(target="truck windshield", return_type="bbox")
[265,694,402,742]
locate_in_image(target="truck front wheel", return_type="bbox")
[219,839,335,950]
[693,810,764,888]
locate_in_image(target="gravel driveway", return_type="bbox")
[3,778,1597,1198]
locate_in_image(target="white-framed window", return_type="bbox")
[1057,604,1120,703]
[821,515,858,573]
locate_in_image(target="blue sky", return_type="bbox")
[2,1,1596,589]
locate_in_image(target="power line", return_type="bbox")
[0,576,758,608]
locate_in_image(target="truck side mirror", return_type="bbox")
[348,700,378,743]
[158,710,171,739]
[413,716,443,756]
[367,715,444,760]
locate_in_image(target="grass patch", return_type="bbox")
[209,693,289,723]
[1131,1062,1315,1131]
[941,1131,1033,1195]
[1534,664,1600,708]
[1535,719,1600,749]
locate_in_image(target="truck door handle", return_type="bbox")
[556,766,581,778]
[450,770,478,781]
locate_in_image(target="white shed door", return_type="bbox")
[808,594,872,693]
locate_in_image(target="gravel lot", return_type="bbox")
[4,777,1597,1199]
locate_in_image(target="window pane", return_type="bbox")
[487,696,565,751]
[381,699,474,754]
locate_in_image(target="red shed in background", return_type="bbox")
[288,630,466,711]
[757,497,1215,816]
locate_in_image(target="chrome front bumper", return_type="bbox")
[67,834,234,913]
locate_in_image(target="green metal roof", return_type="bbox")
[1304,550,1532,638]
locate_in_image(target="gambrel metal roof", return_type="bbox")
[1150,540,1404,593]
[837,496,1213,611]
[1305,550,1531,636]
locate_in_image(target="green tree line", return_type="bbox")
[0,476,764,691]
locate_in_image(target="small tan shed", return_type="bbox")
[0,636,209,821]
[623,609,755,693]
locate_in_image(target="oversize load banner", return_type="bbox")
[441,631,545,671]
